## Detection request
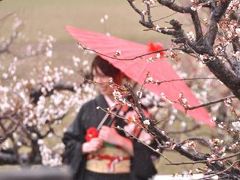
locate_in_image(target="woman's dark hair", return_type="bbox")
[91,56,121,78]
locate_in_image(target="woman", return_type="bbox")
[62,56,158,180]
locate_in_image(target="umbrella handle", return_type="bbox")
[106,105,123,127]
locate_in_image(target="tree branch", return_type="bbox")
[185,95,236,111]
[204,1,231,51]
[157,0,192,13]
[30,82,75,104]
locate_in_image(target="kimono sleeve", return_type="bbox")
[132,140,158,180]
[62,106,87,179]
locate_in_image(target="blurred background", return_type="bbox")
[0,0,171,66]
[0,0,229,177]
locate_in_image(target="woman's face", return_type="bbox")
[92,67,114,96]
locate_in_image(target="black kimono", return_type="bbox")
[62,95,158,180]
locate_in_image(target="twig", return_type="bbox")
[204,160,240,179]
[152,12,178,22]
[0,12,15,22]
[166,151,240,166]
[116,126,173,164]
[168,124,200,135]
[185,95,236,110]
[78,42,179,61]
[144,73,218,85]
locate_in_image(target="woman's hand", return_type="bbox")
[99,125,133,155]
[82,137,103,154]
[124,123,153,145]
[98,126,122,145]
[138,130,153,145]
[124,122,137,136]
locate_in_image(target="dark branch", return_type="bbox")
[204,1,231,50]
[30,82,75,104]
[190,11,203,41]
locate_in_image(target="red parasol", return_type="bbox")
[66,25,214,127]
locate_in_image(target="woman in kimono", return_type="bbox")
[62,56,158,180]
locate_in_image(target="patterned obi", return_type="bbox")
[86,145,131,173]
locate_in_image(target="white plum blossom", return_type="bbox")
[46,48,53,57]
[232,121,240,131]
[143,119,150,125]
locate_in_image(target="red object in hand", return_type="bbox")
[85,127,99,142]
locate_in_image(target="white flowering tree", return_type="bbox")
[0,14,96,167]
[0,0,240,179]
[120,0,240,179]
